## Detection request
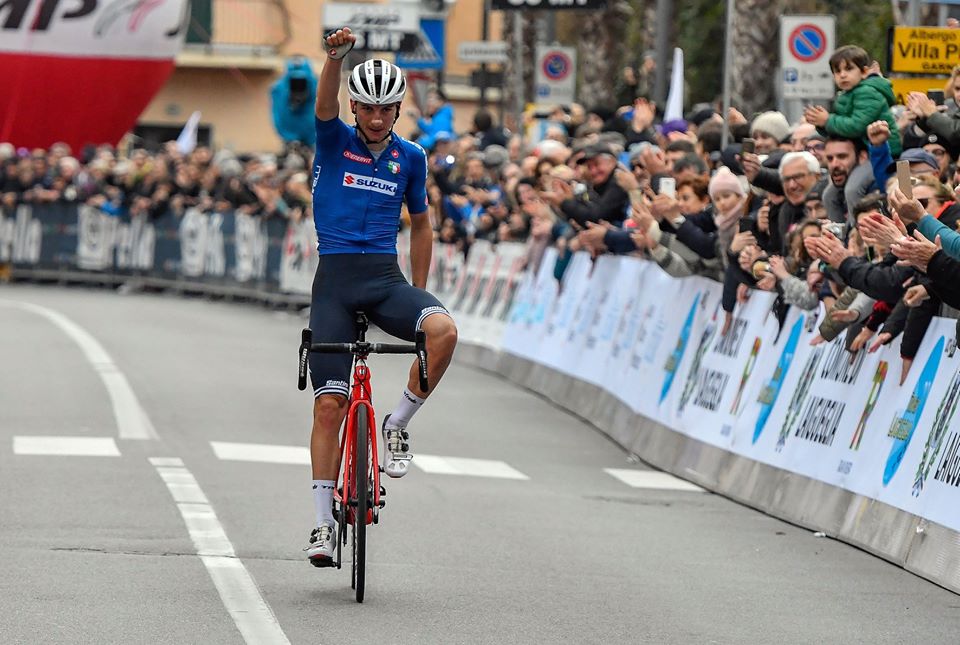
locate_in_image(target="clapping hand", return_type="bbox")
[805,230,851,269]
[906,92,938,118]
[892,230,942,272]
[803,105,829,127]
[858,211,908,247]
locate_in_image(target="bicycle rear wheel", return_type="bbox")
[352,405,369,603]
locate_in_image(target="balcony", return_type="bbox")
[176,0,292,71]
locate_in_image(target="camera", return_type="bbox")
[824,222,844,238]
[751,260,771,279]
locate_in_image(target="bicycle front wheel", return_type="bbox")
[353,404,369,603]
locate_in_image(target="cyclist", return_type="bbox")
[304,27,458,565]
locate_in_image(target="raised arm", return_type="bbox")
[316,28,356,121]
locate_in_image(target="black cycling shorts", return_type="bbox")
[308,253,450,398]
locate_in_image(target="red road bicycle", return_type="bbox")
[298,312,428,603]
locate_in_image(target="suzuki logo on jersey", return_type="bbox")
[342,173,398,195]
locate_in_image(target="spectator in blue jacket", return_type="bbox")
[409,89,454,152]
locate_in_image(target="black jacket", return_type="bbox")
[560,175,629,227]
[837,253,913,302]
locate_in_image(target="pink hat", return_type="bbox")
[708,167,746,199]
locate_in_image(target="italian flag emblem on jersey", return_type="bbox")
[387,161,400,174]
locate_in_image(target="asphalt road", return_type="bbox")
[2,283,959,645]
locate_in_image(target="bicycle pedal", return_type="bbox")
[309,556,336,568]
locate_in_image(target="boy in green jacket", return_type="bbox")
[804,45,901,223]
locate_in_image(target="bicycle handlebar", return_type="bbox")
[297,328,429,393]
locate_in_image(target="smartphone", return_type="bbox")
[659,177,676,197]
[741,138,756,155]
[738,218,754,233]
[896,159,913,199]
[928,89,945,105]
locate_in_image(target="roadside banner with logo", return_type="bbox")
[10,209,960,535]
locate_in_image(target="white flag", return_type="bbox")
[664,48,684,123]
[176,111,202,154]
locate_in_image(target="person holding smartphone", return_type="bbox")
[907,88,960,154]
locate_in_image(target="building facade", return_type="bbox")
[138,0,504,153]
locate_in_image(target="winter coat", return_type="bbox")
[823,75,902,156]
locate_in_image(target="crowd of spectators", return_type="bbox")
[420,44,960,387]
[0,140,315,224]
[6,41,960,385]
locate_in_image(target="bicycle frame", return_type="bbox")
[337,359,382,525]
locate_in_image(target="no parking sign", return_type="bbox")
[535,46,576,107]
[780,15,835,100]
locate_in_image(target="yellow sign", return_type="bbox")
[889,77,949,105]
[890,27,960,74]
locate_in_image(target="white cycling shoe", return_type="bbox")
[381,414,412,479]
[305,521,336,566]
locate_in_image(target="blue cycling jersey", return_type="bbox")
[311,116,428,255]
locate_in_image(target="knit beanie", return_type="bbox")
[750,111,791,143]
[708,166,746,200]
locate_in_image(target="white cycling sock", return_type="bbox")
[312,479,336,526]
[386,388,425,429]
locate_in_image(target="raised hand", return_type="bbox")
[323,27,356,60]
[888,187,926,224]
[866,120,890,147]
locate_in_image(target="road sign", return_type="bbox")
[889,27,960,74]
[396,19,444,70]
[788,24,827,62]
[458,41,508,64]
[491,0,606,9]
[890,77,949,105]
[323,3,420,53]
[534,46,576,107]
[780,15,835,100]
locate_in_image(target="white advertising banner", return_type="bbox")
[441,244,960,535]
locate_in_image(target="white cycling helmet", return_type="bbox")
[347,59,406,105]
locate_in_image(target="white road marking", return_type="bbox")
[413,454,529,480]
[13,435,120,456]
[211,441,309,465]
[209,441,530,481]
[149,457,290,645]
[0,300,157,440]
[604,468,706,492]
